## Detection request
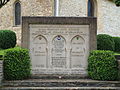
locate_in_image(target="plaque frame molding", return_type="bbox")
[22,17,97,51]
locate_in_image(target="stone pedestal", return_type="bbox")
[22,17,97,77]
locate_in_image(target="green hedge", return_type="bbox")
[4,47,31,80]
[113,0,120,6]
[88,50,118,80]
[97,34,115,51]
[0,30,16,49]
[113,37,120,52]
[0,55,4,60]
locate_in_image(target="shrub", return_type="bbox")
[0,55,4,60]
[0,30,16,49]
[4,47,31,80]
[113,0,120,6]
[97,34,115,51]
[113,37,120,52]
[88,50,118,80]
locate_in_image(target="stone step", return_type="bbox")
[31,74,88,79]
[1,87,120,90]
[3,79,120,87]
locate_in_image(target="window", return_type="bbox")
[14,1,21,25]
[88,0,95,17]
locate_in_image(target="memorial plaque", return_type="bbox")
[29,24,89,74]
[30,35,48,69]
[22,17,97,76]
[52,35,66,68]
[70,35,85,68]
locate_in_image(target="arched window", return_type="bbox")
[88,0,97,17]
[14,1,21,25]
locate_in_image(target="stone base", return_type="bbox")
[2,79,120,90]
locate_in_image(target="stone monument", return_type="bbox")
[22,17,97,77]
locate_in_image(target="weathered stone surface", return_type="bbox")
[22,17,97,76]
[0,0,120,45]
[3,79,120,87]
[0,0,53,45]
[1,87,120,90]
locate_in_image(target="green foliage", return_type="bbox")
[113,37,120,52]
[4,47,31,80]
[0,0,10,8]
[97,34,115,51]
[88,50,118,80]
[0,30,16,49]
[113,0,120,6]
[0,55,3,60]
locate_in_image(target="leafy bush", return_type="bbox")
[113,0,120,6]
[97,34,115,51]
[113,37,120,52]
[0,55,4,60]
[4,47,31,80]
[88,50,118,80]
[0,30,16,49]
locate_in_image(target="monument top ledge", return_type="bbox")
[22,16,97,25]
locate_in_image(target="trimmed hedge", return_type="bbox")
[88,50,118,80]
[4,47,31,80]
[113,0,120,6]
[0,30,16,49]
[0,55,3,60]
[97,34,115,51]
[113,37,120,52]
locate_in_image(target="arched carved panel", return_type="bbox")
[52,35,66,68]
[70,35,85,68]
[31,35,48,69]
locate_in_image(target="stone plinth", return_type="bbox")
[22,17,97,77]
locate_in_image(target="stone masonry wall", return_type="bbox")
[97,0,120,36]
[59,0,87,17]
[58,0,120,37]
[0,0,53,45]
[0,0,120,45]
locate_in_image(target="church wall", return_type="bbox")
[59,0,87,17]
[97,0,120,37]
[0,0,53,45]
[58,0,120,37]
[0,0,120,45]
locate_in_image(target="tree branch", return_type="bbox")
[0,0,10,8]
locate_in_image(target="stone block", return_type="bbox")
[22,17,97,77]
